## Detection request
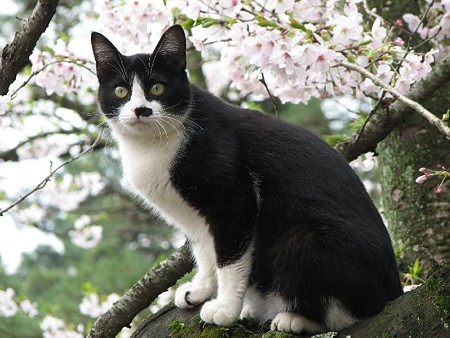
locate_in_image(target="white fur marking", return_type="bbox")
[248,169,262,209]
[241,287,290,324]
[200,246,253,326]
[107,77,221,317]
[325,298,357,330]
[175,238,217,308]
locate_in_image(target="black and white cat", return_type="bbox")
[91,25,403,334]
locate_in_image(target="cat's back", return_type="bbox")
[185,85,384,233]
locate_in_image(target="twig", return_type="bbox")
[259,72,279,118]
[362,0,384,22]
[87,242,194,338]
[0,134,103,217]
[339,60,450,139]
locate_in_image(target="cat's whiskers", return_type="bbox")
[155,119,170,148]
[160,116,181,137]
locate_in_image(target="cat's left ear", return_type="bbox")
[91,32,124,81]
[152,25,186,71]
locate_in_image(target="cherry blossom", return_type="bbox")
[79,292,120,318]
[0,288,38,318]
[265,0,295,13]
[40,315,84,338]
[219,0,243,17]
[20,299,39,318]
[69,215,103,249]
[0,288,18,317]
[0,95,10,115]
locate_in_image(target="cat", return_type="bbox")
[91,25,403,334]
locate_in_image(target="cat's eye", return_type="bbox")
[114,86,128,98]
[150,83,165,96]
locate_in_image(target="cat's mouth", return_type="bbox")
[120,115,161,127]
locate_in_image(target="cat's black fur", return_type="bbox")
[92,25,403,332]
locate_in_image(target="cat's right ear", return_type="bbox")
[91,32,123,81]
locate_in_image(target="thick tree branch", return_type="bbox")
[0,0,60,95]
[336,56,450,161]
[87,243,194,338]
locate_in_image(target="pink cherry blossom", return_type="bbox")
[266,0,295,13]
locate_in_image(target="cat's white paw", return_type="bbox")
[200,299,241,326]
[271,312,325,334]
[174,282,215,309]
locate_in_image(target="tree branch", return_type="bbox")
[336,55,450,161]
[0,0,60,95]
[87,243,194,338]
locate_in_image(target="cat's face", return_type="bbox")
[91,25,190,139]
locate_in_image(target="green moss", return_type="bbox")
[426,274,450,314]
[168,320,263,338]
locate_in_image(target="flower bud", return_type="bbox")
[415,175,427,184]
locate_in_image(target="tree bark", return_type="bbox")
[378,82,450,270]
[0,0,60,95]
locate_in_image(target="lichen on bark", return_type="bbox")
[377,82,450,271]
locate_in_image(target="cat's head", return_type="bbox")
[91,25,190,139]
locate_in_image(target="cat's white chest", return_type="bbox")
[115,132,207,242]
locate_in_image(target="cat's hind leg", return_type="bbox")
[270,312,326,334]
[175,238,217,309]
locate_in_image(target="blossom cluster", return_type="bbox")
[69,215,103,249]
[40,315,84,338]
[0,94,10,115]
[79,292,119,318]
[3,0,442,109]
[0,287,38,318]
[415,167,449,193]
[403,0,450,62]
[92,0,440,104]
[40,172,106,212]
[29,41,86,97]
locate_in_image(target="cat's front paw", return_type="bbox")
[200,299,241,326]
[174,282,214,309]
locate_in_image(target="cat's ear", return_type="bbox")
[91,32,123,81]
[152,25,186,71]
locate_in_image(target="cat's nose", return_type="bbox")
[134,107,153,117]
